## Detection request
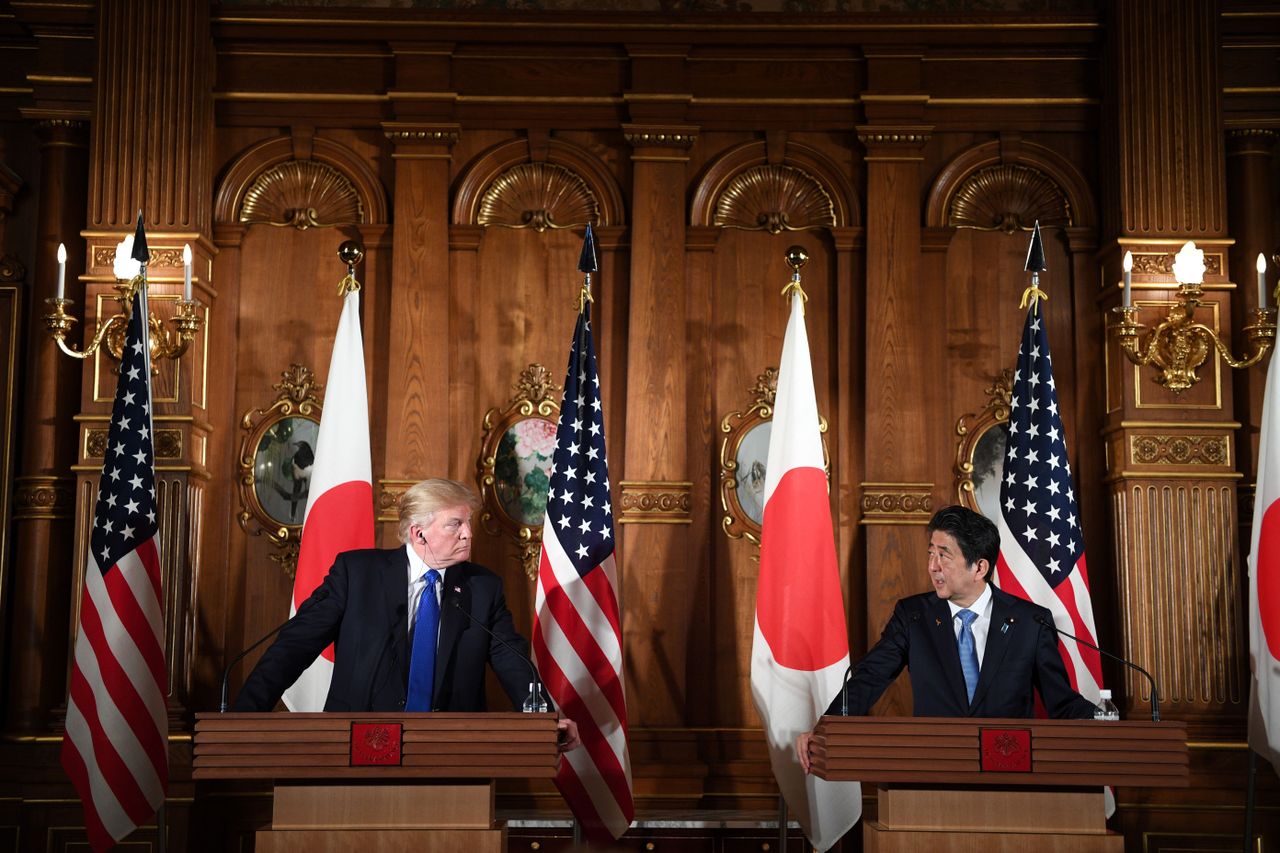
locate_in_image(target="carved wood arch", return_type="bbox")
[452,138,625,227]
[925,139,1096,233]
[691,140,859,229]
[213,135,389,226]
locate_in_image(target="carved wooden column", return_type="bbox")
[76,0,215,723]
[378,122,460,529]
[5,118,88,733]
[856,53,934,707]
[619,122,698,730]
[1100,0,1243,728]
[1226,129,1279,505]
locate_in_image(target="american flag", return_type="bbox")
[61,267,168,850]
[996,297,1104,704]
[533,225,634,842]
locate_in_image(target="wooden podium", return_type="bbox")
[810,716,1189,852]
[193,712,560,853]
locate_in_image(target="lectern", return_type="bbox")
[193,712,560,853]
[810,716,1189,852]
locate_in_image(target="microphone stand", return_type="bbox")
[220,588,330,712]
[1036,616,1161,721]
[448,598,549,713]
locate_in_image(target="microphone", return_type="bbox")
[1034,615,1161,722]
[839,665,852,716]
[448,597,549,712]
[220,587,331,713]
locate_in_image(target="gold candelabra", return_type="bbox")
[43,243,203,363]
[1110,241,1276,393]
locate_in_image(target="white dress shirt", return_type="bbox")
[406,543,446,638]
[947,583,994,668]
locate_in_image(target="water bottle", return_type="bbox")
[1093,688,1120,721]
[522,682,549,713]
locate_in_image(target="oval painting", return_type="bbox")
[971,425,1008,523]
[253,416,320,527]
[734,421,772,527]
[494,417,557,525]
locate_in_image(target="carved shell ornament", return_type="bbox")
[714,165,836,234]
[477,163,598,231]
[948,164,1071,233]
[240,160,364,230]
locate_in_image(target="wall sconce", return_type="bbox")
[43,234,203,362]
[1110,241,1275,393]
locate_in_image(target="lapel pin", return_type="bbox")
[453,586,462,594]
[935,618,943,627]
[1001,622,1010,635]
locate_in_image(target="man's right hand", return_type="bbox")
[795,731,814,774]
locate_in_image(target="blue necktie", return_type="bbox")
[406,569,440,712]
[957,609,980,704]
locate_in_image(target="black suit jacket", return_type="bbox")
[233,548,533,713]
[826,586,1097,719]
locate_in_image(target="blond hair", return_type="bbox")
[397,478,481,543]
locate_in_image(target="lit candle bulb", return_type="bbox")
[1122,251,1133,308]
[56,243,66,300]
[1259,253,1269,310]
[182,244,192,302]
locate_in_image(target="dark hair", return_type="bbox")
[927,505,999,577]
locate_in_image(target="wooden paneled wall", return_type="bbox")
[0,1,1277,851]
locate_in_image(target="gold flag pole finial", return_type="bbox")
[579,272,594,313]
[781,245,809,302]
[337,241,364,295]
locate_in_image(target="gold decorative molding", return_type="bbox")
[1129,434,1230,466]
[87,427,183,460]
[378,479,417,524]
[381,122,460,147]
[12,475,75,521]
[857,131,932,146]
[713,165,835,234]
[948,164,1072,233]
[618,481,693,524]
[860,482,934,525]
[240,160,363,230]
[91,245,187,269]
[1225,128,1278,143]
[477,163,598,232]
[34,118,88,131]
[622,124,698,149]
[1129,251,1223,277]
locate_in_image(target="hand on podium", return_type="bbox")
[557,717,581,752]
[795,731,814,774]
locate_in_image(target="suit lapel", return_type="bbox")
[925,596,970,711]
[970,588,1013,711]
[435,562,472,697]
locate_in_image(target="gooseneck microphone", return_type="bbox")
[448,597,547,709]
[220,587,331,713]
[1034,615,1161,722]
[839,665,853,716]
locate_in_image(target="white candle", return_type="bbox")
[1259,253,1268,310]
[1122,251,1133,308]
[182,244,192,301]
[56,243,66,300]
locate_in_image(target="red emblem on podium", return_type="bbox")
[350,722,403,766]
[980,727,1031,772]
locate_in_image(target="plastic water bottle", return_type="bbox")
[1093,688,1120,721]
[522,682,549,713]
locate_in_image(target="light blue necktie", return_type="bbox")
[957,609,980,704]
[406,569,440,712]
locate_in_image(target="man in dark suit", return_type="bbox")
[234,478,579,749]
[797,505,1096,771]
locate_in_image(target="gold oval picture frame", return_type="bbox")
[954,368,1014,521]
[237,364,323,578]
[476,363,562,579]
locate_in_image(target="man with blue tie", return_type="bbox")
[234,478,579,750]
[796,505,1095,772]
